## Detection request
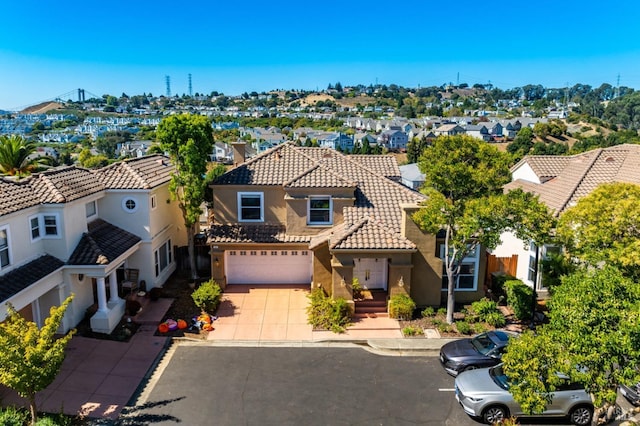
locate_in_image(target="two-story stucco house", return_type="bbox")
[491,144,640,293]
[0,155,184,334]
[207,142,486,309]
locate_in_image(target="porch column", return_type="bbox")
[108,270,120,303]
[96,277,109,313]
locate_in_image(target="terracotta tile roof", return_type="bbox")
[347,155,401,180]
[207,224,311,244]
[31,167,105,204]
[0,155,174,216]
[0,178,41,215]
[284,164,355,188]
[506,144,640,215]
[0,255,64,303]
[68,219,141,265]
[212,144,426,250]
[329,216,416,250]
[96,155,174,189]
[512,155,570,180]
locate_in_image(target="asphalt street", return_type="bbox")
[123,345,579,426]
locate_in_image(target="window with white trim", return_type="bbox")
[154,239,172,277]
[29,214,60,240]
[439,243,479,291]
[85,201,97,218]
[308,196,332,225]
[528,242,538,283]
[238,192,263,222]
[0,227,10,268]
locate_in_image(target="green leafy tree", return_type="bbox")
[0,295,75,425]
[557,182,640,279]
[413,136,554,323]
[503,266,640,418]
[0,135,41,177]
[157,114,214,279]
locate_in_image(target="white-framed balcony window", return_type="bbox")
[238,192,263,222]
[308,196,332,225]
[0,226,10,268]
[29,213,60,240]
[439,243,480,291]
[85,200,97,218]
[154,239,172,277]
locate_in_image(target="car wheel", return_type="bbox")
[483,405,508,424]
[569,405,593,426]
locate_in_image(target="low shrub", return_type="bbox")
[484,311,506,328]
[421,306,435,318]
[402,325,422,336]
[307,288,351,333]
[437,307,447,316]
[472,323,488,334]
[470,298,500,322]
[388,294,416,320]
[456,321,472,335]
[504,279,533,320]
[437,323,452,334]
[352,277,363,299]
[191,279,222,313]
[0,406,27,426]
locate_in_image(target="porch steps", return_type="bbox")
[354,290,388,315]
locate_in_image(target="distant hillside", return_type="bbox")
[21,101,62,114]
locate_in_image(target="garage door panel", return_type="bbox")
[226,250,312,284]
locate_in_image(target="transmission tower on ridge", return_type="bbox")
[188,73,193,97]
[165,75,171,97]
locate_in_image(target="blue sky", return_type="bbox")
[1,0,639,110]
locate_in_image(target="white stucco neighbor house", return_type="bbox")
[0,155,185,334]
[491,144,640,293]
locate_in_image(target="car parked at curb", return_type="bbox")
[620,382,640,406]
[439,330,515,376]
[454,364,594,425]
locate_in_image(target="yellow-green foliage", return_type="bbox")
[0,295,75,424]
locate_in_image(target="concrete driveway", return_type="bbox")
[206,284,402,341]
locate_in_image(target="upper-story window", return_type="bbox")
[85,201,97,218]
[0,226,10,268]
[238,192,263,222]
[308,196,332,225]
[29,214,60,241]
[122,197,138,213]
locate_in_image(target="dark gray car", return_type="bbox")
[439,330,514,376]
[455,364,593,425]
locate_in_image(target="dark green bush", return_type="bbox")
[470,298,500,322]
[490,274,516,302]
[504,279,533,320]
[191,279,222,313]
[307,288,351,333]
[388,294,416,320]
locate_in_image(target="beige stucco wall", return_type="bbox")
[212,185,286,224]
[311,244,332,293]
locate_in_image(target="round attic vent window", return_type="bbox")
[122,197,138,213]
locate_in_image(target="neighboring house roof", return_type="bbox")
[212,143,425,251]
[96,154,174,190]
[68,219,141,265]
[0,155,174,217]
[31,167,105,203]
[399,163,425,183]
[0,255,64,302]
[506,144,640,215]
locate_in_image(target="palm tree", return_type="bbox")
[0,135,40,177]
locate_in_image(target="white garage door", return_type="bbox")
[225,249,312,284]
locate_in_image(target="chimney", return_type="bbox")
[232,142,246,167]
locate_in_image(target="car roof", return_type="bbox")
[488,330,512,345]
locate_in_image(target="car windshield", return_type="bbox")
[470,333,497,355]
[489,365,509,390]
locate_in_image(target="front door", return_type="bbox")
[353,258,387,290]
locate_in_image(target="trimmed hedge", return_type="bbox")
[504,279,533,320]
[388,294,416,320]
